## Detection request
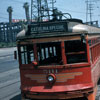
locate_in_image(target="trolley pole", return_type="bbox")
[86,0,88,22]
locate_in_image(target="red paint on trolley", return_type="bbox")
[17,20,100,100]
[61,41,67,64]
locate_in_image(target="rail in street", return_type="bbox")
[0,47,21,100]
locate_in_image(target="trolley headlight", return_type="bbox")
[48,76,54,82]
[47,74,56,84]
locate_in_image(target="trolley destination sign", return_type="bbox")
[28,22,68,34]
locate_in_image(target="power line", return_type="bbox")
[85,0,100,23]
[7,0,25,4]
[4,0,31,5]
[59,7,86,14]
[0,12,25,20]
[0,16,8,20]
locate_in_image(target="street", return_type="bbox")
[0,47,100,100]
[0,47,21,100]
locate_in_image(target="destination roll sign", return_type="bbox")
[28,22,68,34]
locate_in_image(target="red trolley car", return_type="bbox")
[16,18,100,100]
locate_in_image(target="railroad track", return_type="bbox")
[0,79,21,100]
[0,64,20,100]
[0,54,14,63]
[0,54,14,57]
[1,90,21,100]
[96,85,100,100]
[0,79,20,89]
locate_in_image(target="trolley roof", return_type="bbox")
[17,19,100,40]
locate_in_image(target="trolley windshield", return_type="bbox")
[19,40,87,66]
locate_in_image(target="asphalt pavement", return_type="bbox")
[0,47,21,100]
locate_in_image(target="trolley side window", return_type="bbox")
[37,42,62,65]
[65,40,87,64]
[20,45,34,64]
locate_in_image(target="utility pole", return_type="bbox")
[86,0,88,22]
[89,0,94,24]
[85,0,95,24]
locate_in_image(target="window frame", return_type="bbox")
[64,40,88,64]
[19,44,35,65]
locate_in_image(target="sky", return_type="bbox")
[0,0,100,25]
